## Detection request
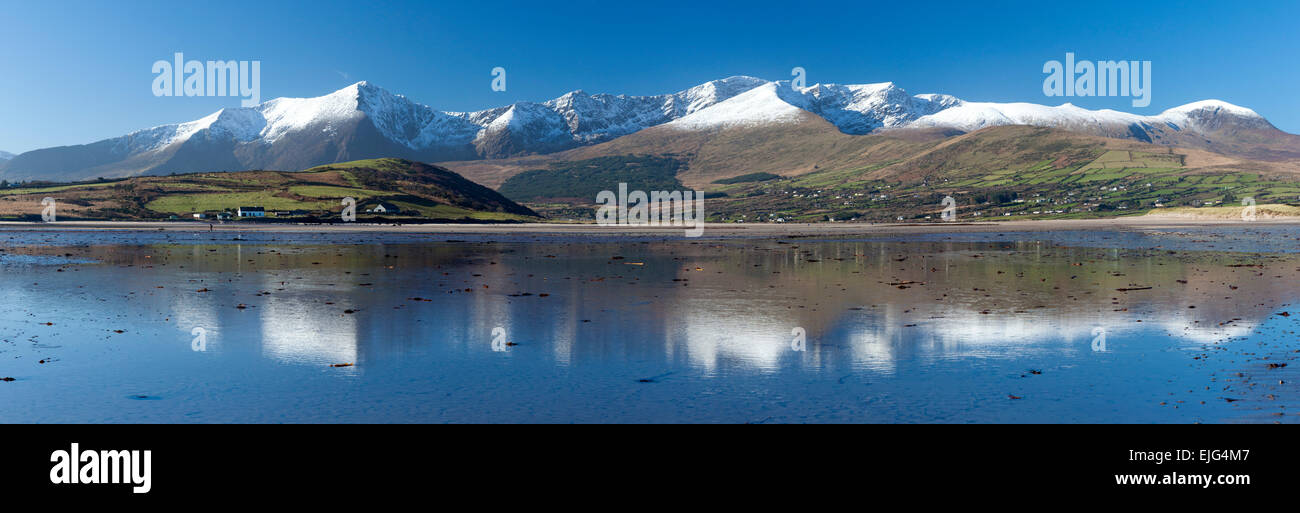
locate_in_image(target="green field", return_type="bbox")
[0,181,119,196]
[675,145,1300,223]
[145,191,340,214]
[1,158,538,221]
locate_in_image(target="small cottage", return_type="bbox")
[365,202,401,214]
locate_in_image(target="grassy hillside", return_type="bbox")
[440,117,955,189]
[497,155,685,202]
[470,125,1300,224]
[0,158,538,221]
[695,128,1300,223]
[712,172,781,184]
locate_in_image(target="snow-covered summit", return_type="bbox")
[123,77,777,154]
[670,82,811,129]
[121,77,1273,154]
[666,79,1267,137]
[909,101,1149,132]
[6,76,1277,183]
[1159,99,1261,119]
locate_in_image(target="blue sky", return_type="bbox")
[1,0,1297,153]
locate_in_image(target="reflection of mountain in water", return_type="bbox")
[651,241,1294,372]
[259,292,358,366]
[17,237,1289,372]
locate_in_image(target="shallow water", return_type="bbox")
[1,228,1297,423]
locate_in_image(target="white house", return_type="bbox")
[364,202,401,214]
[237,207,265,217]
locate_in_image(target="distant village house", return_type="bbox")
[365,202,401,214]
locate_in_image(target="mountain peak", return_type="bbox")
[692,75,767,91]
[670,81,809,130]
[346,80,376,90]
[1161,99,1261,119]
[333,81,391,103]
[713,75,766,84]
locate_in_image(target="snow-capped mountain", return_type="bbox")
[0,77,770,182]
[0,151,14,161]
[1,76,1291,183]
[666,81,963,133]
[666,79,1294,160]
[669,80,1275,140]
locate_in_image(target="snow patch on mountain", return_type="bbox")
[910,101,1147,131]
[545,90,668,142]
[655,76,1275,140]
[668,82,811,129]
[909,97,1265,134]
[540,75,768,142]
[792,82,962,134]
[0,151,16,161]
[670,75,770,116]
[1153,99,1268,132]
[1160,99,1261,119]
[258,83,365,143]
[119,82,365,152]
[669,80,973,133]
[482,102,571,143]
[668,78,1268,138]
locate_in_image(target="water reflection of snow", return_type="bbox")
[260,294,358,366]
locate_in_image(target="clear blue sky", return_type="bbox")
[2,0,1297,153]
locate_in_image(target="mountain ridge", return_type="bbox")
[2,77,1295,183]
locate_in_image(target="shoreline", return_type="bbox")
[1,216,1297,237]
